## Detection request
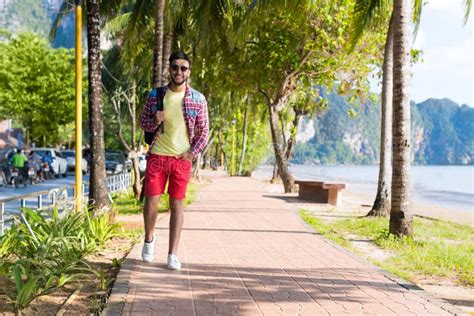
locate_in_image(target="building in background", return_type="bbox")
[0,119,23,149]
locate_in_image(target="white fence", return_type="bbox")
[0,172,132,236]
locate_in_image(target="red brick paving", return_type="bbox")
[105,174,458,315]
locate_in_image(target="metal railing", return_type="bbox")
[0,172,132,236]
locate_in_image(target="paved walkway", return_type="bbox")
[105,174,457,315]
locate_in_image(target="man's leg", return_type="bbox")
[168,198,184,254]
[143,195,161,242]
[143,154,167,242]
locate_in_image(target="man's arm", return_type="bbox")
[189,99,209,157]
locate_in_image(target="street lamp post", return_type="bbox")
[75,0,83,212]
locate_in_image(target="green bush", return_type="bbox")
[0,207,119,312]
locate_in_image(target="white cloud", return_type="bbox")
[426,0,468,21]
[428,0,463,11]
[370,0,473,105]
[416,40,472,70]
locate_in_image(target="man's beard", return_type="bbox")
[171,76,186,86]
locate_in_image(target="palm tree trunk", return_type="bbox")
[390,0,413,236]
[161,28,173,84]
[368,12,394,217]
[87,0,109,210]
[153,0,165,88]
[238,97,249,175]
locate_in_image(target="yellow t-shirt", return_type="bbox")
[151,90,190,156]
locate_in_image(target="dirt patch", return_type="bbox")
[0,216,140,316]
[115,213,145,231]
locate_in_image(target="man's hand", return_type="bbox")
[177,151,194,161]
[154,111,164,125]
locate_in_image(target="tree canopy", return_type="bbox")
[0,32,86,146]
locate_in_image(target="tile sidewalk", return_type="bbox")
[105,174,460,315]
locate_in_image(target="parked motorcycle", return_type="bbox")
[43,163,55,180]
[0,170,5,188]
[11,167,27,188]
[28,167,37,185]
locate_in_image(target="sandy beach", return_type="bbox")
[343,188,474,227]
[252,170,473,227]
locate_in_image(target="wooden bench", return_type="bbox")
[295,180,346,206]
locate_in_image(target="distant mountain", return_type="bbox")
[0,0,75,48]
[293,91,473,165]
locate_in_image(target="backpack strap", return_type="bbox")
[145,86,167,151]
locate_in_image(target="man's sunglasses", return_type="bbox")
[171,64,189,72]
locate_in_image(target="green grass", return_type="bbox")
[112,182,198,215]
[299,210,474,286]
[299,211,353,249]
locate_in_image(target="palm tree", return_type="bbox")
[153,0,165,87]
[350,1,412,217]
[368,13,394,217]
[350,0,416,232]
[87,0,109,210]
[352,0,472,232]
[389,0,413,236]
[50,0,109,210]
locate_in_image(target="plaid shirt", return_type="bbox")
[140,84,209,157]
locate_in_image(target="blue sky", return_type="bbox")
[372,0,473,106]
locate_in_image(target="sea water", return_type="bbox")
[252,164,474,213]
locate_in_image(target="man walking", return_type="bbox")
[140,51,209,270]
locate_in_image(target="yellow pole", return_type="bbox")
[231,120,236,176]
[75,0,83,213]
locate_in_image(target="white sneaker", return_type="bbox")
[167,254,181,270]
[141,234,155,263]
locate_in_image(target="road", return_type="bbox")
[0,172,89,225]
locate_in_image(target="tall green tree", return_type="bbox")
[0,33,79,146]
[222,2,383,192]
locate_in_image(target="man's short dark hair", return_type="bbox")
[169,51,191,67]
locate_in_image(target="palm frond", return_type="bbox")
[128,0,153,33]
[412,0,423,38]
[104,12,132,36]
[101,0,129,19]
[464,0,472,24]
[348,0,390,51]
[49,1,75,42]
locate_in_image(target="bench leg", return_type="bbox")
[328,188,342,206]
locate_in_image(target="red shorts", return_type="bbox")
[144,154,192,200]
